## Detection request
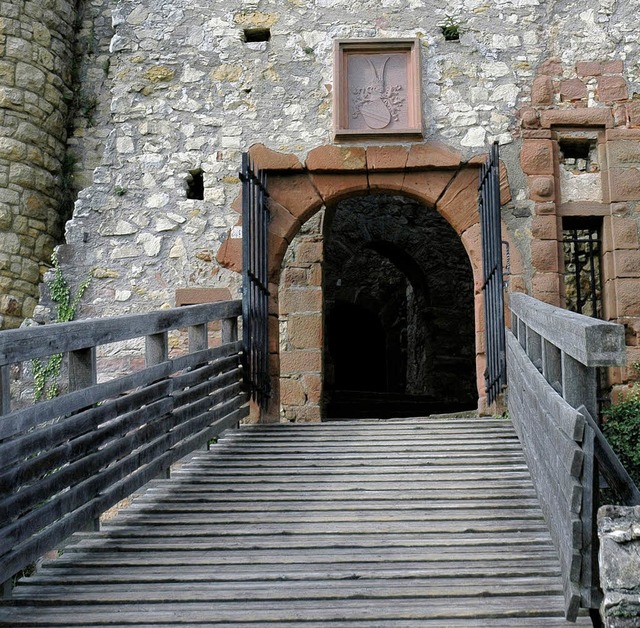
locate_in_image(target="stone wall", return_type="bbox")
[5,0,640,417]
[598,505,640,627]
[0,0,78,328]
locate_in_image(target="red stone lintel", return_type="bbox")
[540,108,614,129]
[556,201,610,217]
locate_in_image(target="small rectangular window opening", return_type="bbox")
[186,169,204,200]
[559,138,599,173]
[243,28,271,43]
[562,217,602,318]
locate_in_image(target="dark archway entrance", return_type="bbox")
[323,194,476,418]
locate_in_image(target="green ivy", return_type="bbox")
[603,363,640,488]
[32,252,93,401]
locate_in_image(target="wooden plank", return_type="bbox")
[0,402,248,582]
[0,379,173,473]
[0,301,242,366]
[0,342,242,441]
[171,366,242,406]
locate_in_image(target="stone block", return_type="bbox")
[520,140,554,175]
[267,198,300,243]
[612,250,640,278]
[598,75,628,103]
[531,239,560,273]
[406,142,461,169]
[603,217,640,251]
[531,75,553,105]
[369,171,405,192]
[310,173,368,203]
[519,107,540,129]
[560,79,587,102]
[215,235,242,273]
[268,174,323,223]
[607,140,640,167]
[308,264,322,287]
[529,176,555,202]
[576,61,602,77]
[280,377,306,406]
[296,241,323,264]
[531,215,559,240]
[532,272,560,298]
[366,145,408,170]
[615,278,640,317]
[302,373,321,404]
[280,349,322,373]
[603,60,624,74]
[540,108,614,129]
[279,288,322,315]
[288,314,322,350]
[539,58,563,76]
[628,101,640,128]
[404,170,455,207]
[248,143,303,171]
[305,145,366,171]
[535,202,557,215]
[268,232,289,282]
[435,169,479,234]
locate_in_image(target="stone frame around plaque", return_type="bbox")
[333,38,422,140]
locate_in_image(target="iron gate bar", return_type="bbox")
[240,153,271,409]
[479,141,506,405]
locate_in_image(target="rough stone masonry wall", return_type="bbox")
[598,505,640,627]
[58,0,640,320]
[0,0,78,328]
[14,0,640,416]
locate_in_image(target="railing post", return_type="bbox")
[145,332,169,366]
[145,331,170,477]
[69,347,97,392]
[561,352,598,423]
[0,365,9,416]
[0,365,9,596]
[526,328,542,372]
[222,317,238,344]
[188,323,208,353]
[69,347,99,532]
[542,339,562,394]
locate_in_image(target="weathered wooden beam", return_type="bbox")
[509,293,625,367]
[0,301,242,366]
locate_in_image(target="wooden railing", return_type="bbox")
[0,301,248,595]
[507,293,639,622]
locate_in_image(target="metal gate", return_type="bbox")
[240,153,271,409]
[479,141,506,405]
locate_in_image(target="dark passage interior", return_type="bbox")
[323,194,476,418]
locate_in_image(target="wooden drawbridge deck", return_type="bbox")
[1,418,592,626]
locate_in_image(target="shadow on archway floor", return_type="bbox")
[325,390,477,420]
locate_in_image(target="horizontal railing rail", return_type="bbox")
[507,292,635,622]
[0,300,248,595]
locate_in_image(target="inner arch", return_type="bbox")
[323,193,476,418]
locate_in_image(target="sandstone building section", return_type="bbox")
[2,0,640,418]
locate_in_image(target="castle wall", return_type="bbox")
[13,0,640,415]
[0,0,79,328]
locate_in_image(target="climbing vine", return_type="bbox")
[32,252,93,401]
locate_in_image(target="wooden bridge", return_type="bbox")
[2,417,593,626]
[0,294,638,626]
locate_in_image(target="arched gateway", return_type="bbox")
[216,142,523,421]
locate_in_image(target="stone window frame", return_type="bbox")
[333,38,423,140]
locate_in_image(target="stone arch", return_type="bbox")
[216,142,524,419]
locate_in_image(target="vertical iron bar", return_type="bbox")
[240,153,271,409]
[479,142,506,405]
